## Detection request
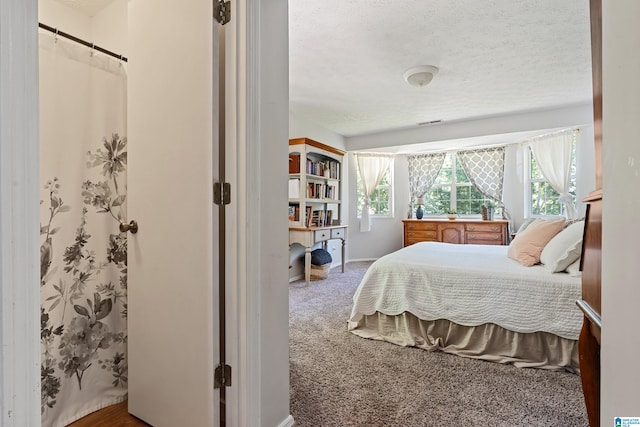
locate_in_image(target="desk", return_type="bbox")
[289,225,347,286]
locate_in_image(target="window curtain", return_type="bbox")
[408,152,446,205]
[529,129,577,219]
[356,153,393,232]
[457,146,511,222]
[39,32,128,426]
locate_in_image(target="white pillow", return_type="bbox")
[566,258,582,277]
[539,220,585,273]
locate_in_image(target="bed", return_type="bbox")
[347,241,583,372]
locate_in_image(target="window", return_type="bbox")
[356,162,393,217]
[423,154,492,215]
[527,140,576,216]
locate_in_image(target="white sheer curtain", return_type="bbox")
[529,129,577,219]
[356,153,393,232]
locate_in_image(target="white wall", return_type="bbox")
[347,103,593,151]
[601,0,640,422]
[289,112,347,277]
[347,153,405,260]
[575,125,596,218]
[38,0,127,53]
[254,1,291,424]
[92,0,128,55]
[39,0,91,39]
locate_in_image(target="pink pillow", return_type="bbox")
[507,219,565,266]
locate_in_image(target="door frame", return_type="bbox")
[0,0,41,425]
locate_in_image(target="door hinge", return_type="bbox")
[213,182,231,205]
[214,0,231,25]
[214,364,232,388]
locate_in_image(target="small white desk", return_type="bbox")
[289,225,347,286]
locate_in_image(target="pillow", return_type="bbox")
[507,218,565,266]
[539,220,585,272]
[566,258,582,277]
[515,217,537,235]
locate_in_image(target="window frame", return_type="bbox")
[524,140,577,218]
[355,160,394,219]
[423,153,494,218]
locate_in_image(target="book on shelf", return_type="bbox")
[305,206,313,227]
[307,209,334,227]
[288,178,300,198]
[289,154,300,174]
[306,158,340,179]
[288,205,300,221]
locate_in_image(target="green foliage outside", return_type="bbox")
[356,170,391,216]
[424,155,491,215]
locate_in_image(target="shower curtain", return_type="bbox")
[39,32,128,427]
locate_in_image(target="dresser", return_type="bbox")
[402,219,508,246]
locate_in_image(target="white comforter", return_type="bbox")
[348,242,583,340]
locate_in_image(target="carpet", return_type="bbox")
[289,261,588,427]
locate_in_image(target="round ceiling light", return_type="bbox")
[403,65,439,88]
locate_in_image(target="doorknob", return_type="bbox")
[119,220,139,234]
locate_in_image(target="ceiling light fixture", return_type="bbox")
[403,65,439,88]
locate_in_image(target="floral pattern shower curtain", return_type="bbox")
[39,33,128,426]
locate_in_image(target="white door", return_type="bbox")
[127,1,219,425]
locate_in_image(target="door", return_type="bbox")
[127,1,218,425]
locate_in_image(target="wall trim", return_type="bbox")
[0,0,41,424]
[236,0,262,424]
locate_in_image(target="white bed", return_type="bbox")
[347,241,583,371]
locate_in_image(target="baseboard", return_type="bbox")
[278,414,295,427]
[289,273,304,282]
[346,258,378,263]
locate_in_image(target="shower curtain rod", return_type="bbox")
[38,22,128,62]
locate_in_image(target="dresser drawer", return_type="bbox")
[465,232,504,245]
[314,229,331,243]
[405,238,433,246]
[331,228,345,239]
[405,222,437,232]
[405,230,437,240]
[465,223,504,233]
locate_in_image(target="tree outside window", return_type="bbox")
[356,164,393,217]
[528,141,576,216]
[423,154,491,215]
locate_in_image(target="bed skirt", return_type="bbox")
[349,312,579,373]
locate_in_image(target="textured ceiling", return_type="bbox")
[55,0,593,140]
[289,0,593,137]
[53,0,113,17]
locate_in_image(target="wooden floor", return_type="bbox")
[67,402,150,427]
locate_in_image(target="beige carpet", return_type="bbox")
[289,261,588,427]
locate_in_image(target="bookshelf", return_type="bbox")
[288,137,347,286]
[288,137,344,227]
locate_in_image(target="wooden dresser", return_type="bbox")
[402,219,508,246]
